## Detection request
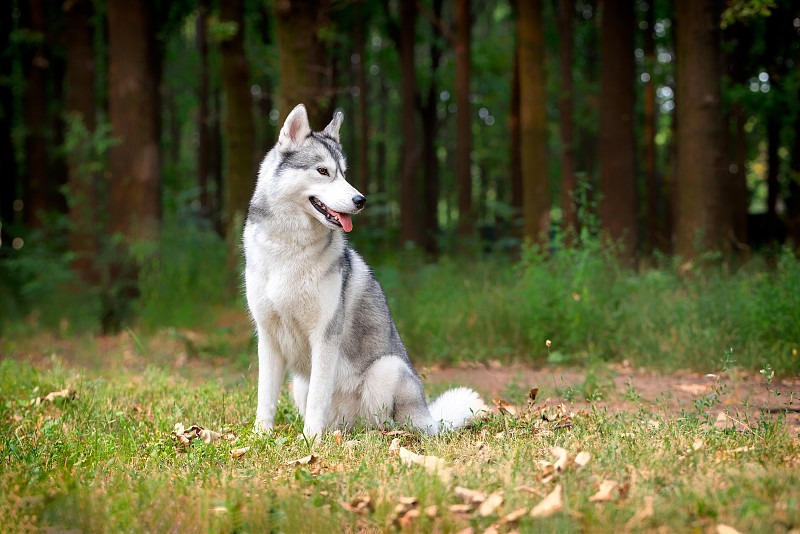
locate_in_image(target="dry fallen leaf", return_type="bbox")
[574,451,591,469]
[333,429,342,446]
[389,437,401,455]
[286,454,318,466]
[398,447,452,482]
[492,397,517,416]
[716,525,743,534]
[342,495,372,515]
[398,508,420,528]
[550,446,570,472]
[199,428,222,444]
[455,486,486,506]
[589,479,618,502]
[500,507,528,525]
[483,526,500,534]
[449,504,474,515]
[478,491,504,517]
[229,446,250,459]
[42,388,77,403]
[692,438,704,452]
[530,484,563,517]
[528,388,539,403]
[424,505,438,518]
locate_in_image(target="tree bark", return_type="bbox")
[674,0,730,258]
[398,0,420,246]
[455,0,472,238]
[197,1,210,221]
[557,0,576,239]
[107,0,161,242]
[274,0,332,128]
[221,0,256,249]
[0,5,18,241]
[517,0,549,244]
[24,0,49,230]
[64,0,98,283]
[509,43,522,236]
[355,2,369,197]
[642,1,659,252]
[599,0,637,259]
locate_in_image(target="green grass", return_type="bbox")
[1,356,798,533]
[380,246,800,374]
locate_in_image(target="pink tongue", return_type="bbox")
[336,211,353,232]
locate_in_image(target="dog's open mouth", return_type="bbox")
[309,197,353,233]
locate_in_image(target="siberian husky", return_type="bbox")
[243,104,486,438]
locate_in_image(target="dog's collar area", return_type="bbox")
[310,196,343,228]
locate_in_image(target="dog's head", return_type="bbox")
[268,104,365,233]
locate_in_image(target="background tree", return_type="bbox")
[64,0,97,283]
[599,0,638,258]
[674,0,730,257]
[220,0,256,254]
[557,0,576,238]
[517,0,549,243]
[455,0,473,238]
[107,0,161,242]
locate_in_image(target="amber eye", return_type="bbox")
[317,167,329,176]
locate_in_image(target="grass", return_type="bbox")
[1,354,798,533]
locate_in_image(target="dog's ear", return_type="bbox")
[321,110,343,143]
[278,104,311,150]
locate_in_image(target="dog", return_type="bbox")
[243,103,486,438]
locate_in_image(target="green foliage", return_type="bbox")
[136,222,231,330]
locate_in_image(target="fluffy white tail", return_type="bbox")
[428,387,488,433]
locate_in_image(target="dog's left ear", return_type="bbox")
[322,110,343,143]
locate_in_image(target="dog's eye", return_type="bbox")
[317,167,329,176]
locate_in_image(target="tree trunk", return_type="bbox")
[64,0,98,283]
[197,1,210,221]
[557,0,576,239]
[107,0,161,242]
[517,0,549,244]
[0,5,18,241]
[642,1,659,252]
[455,0,472,238]
[24,0,49,230]
[599,0,637,259]
[509,43,522,237]
[674,0,729,258]
[274,0,332,127]
[765,116,780,244]
[398,0,420,246]
[355,2,369,197]
[221,0,256,252]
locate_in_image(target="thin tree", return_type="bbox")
[598,0,637,258]
[557,0,577,238]
[642,0,659,252]
[517,0,549,243]
[24,0,49,230]
[674,0,730,257]
[455,0,472,238]
[64,0,97,283]
[398,0,420,246]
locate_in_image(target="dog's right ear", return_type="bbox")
[278,104,311,151]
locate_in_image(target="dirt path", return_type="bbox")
[5,329,799,434]
[424,362,800,434]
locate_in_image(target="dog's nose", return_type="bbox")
[352,195,366,210]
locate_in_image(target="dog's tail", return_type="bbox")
[428,387,488,433]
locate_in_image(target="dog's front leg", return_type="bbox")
[254,327,285,434]
[302,337,340,439]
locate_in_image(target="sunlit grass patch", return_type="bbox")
[2,357,798,533]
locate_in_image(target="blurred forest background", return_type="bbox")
[0,0,799,372]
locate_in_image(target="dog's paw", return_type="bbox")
[253,416,273,436]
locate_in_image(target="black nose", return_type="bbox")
[352,195,366,210]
